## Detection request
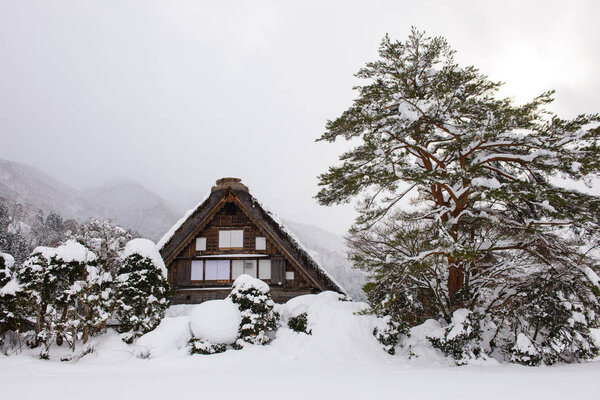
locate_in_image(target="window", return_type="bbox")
[286,271,294,280]
[195,237,206,251]
[255,236,266,250]
[231,259,256,279]
[191,260,204,281]
[219,230,244,248]
[232,260,244,279]
[205,260,230,281]
[258,259,271,279]
[243,260,257,278]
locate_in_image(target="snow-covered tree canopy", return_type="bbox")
[317,28,600,309]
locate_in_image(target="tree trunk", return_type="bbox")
[447,264,464,309]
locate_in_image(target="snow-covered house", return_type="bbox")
[158,178,344,304]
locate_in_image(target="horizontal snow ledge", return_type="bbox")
[196,254,269,258]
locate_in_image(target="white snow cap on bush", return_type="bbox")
[0,279,22,296]
[0,252,15,269]
[123,238,167,277]
[35,240,97,263]
[189,299,241,344]
[231,274,270,294]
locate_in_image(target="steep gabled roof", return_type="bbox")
[158,178,345,294]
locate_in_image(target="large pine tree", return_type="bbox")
[317,29,600,363]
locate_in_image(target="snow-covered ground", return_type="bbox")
[0,293,598,400]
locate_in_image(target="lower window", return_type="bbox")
[205,260,230,281]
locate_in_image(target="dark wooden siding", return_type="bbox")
[171,287,317,305]
[168,200,313,291]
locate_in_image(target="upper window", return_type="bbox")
[195,237,207,251]
[255,236,266,250]
[219,230,244,248]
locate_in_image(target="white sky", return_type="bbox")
[1,0,599,234]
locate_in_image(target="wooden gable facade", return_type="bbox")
[159,178,344,304]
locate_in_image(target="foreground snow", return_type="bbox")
[0,292,598,400]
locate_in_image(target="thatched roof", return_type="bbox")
[158,178,344,294]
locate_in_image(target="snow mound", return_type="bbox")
[189,299,241,344]
[123,238,167,277]
[273,291,389,365]
[0,252,15,269]
[231,274,270,293]
[136,316,192,358]
[34,240,97,263]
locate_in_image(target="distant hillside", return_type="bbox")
[0,159,89,219]
[82,182,180,240]
[282,219,367,301]
[0,159,179,240]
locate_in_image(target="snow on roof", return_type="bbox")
[0,252,15,270]
[156,191,210,250]
[123,238,167,278]
[34,240,97,264]
[251,196,345,293]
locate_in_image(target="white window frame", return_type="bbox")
[243,260,257,278]
[219,230,244,248]
[258,259,271,280]
[195,237,207,251]
[205,260,230,281]
[191,260,204,281]
[232,260,245,280]
[255,236,266,250]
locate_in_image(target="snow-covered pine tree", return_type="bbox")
[76,218,133,276]
[317,28,600,363]
[0,203,30,265]
[228,275,279,347]
[17,241,108,354]
[0,252,24,349]
[114,239,170,343]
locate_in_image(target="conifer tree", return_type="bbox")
[17,241,108,353]
[317,28,600,363]
[114,240,170,343]
[228,275,279,347]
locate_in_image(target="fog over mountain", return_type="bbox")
[0,158,182,240]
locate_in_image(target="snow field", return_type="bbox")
[0,291,598,400]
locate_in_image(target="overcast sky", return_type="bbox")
[1,0,599,234]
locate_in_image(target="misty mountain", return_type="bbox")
[0,159,179,240]
[81,181,180,240]
[282,219,367,300]
[0,159,89,219]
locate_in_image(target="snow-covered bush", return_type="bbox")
[497,268,600,366]
[16,241,110,354]
[228,275,279,347]
[287,312,311,334]
[427,309,487,365]
[188,338,227,355]
[373,315,404,355]
[114,239,170,343]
